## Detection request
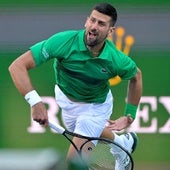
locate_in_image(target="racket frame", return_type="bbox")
[48,121,134,170]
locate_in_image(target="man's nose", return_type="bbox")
[91,22,98,30]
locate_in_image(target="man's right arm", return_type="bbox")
[8,50,48,126]
[8,50,36,95]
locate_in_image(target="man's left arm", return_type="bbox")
[107,68,142,131]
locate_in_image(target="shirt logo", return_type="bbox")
[42,47,49,59]
[101,68,108,73]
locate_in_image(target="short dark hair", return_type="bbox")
[93,3,117,26]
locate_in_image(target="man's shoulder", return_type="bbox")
[105,39,129,57]
[105,39,117,50]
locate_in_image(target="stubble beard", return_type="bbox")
[85,34,98,47]
[85,31,108,48]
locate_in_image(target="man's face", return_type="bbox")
[85,10,114,47]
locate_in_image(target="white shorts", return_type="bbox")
[54,85,113,138]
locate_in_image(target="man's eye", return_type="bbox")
[99,22,106,26]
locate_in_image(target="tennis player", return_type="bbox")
[9,3,142,169]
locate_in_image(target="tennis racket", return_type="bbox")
[49,120,134,170]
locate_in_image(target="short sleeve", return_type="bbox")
[118,51,137,80]
[30,31,78,66]
[30,41,48,66]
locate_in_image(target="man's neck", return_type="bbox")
[87,43,105,57]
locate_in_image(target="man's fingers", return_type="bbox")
[33,118,48,126]
[107,119,115,124]
[126,114,134,123]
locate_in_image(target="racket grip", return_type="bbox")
[48,120,65,134]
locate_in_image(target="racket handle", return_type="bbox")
[48,120,65,134]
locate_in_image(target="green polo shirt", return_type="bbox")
[30,30,137,103]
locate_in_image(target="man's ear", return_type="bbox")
[108,26,116,37]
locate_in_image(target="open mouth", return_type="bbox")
[88,31,97,39]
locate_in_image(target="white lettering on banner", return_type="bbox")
[27,96,170,134]
[128,96,170,133]
[128,96,158,133]
[27,96,59,133]
[159,97,170,133]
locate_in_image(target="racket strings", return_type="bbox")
[82,140,116,170]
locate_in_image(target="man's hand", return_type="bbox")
[106,115,134,131]
[31,102,48,126]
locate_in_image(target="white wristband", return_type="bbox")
[24,90,42,107]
